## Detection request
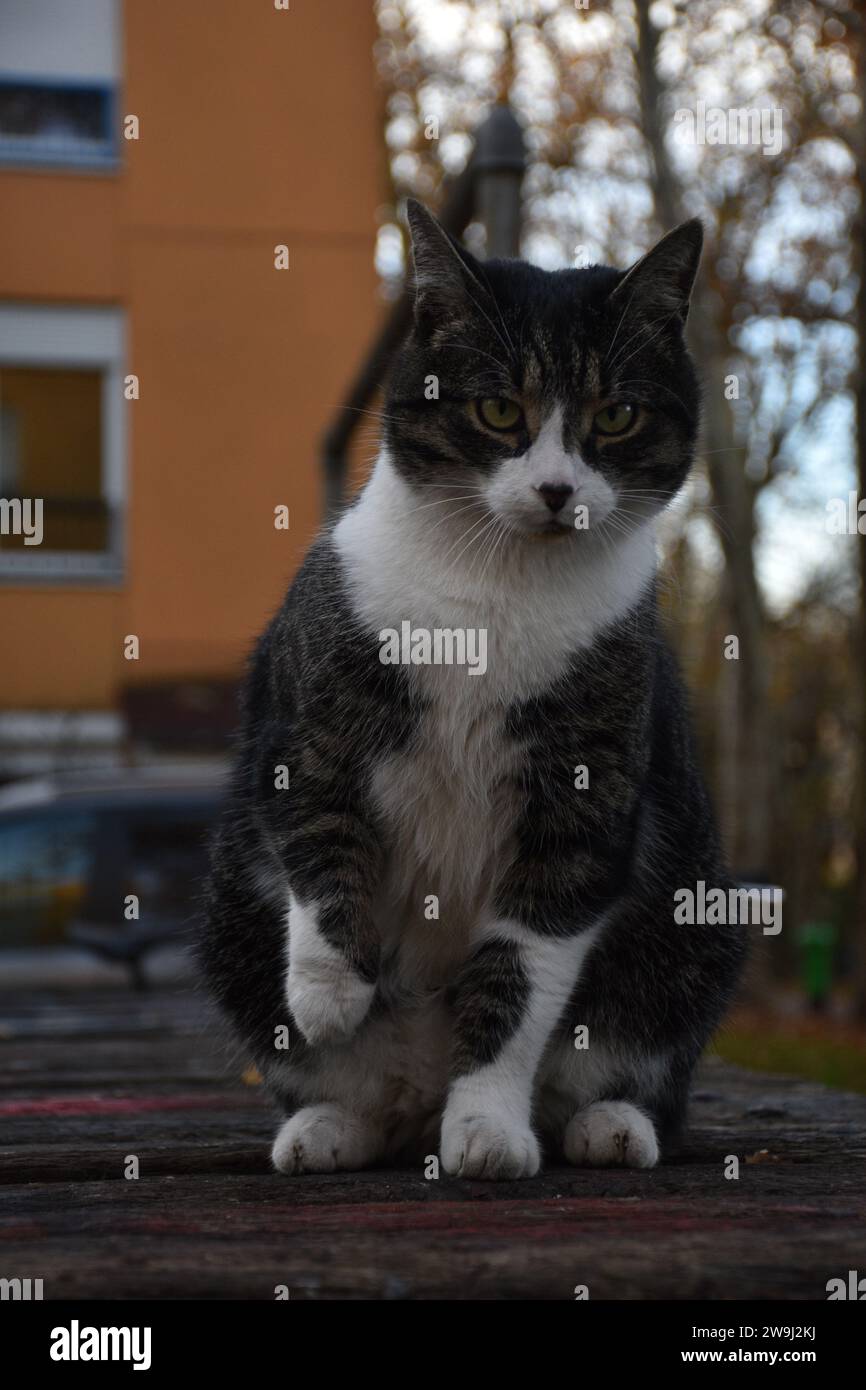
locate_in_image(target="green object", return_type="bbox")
[795,920,836,1000]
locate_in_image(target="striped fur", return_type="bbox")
[198,207,746,1178]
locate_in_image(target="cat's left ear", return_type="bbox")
[406,198,489,328]
[609,219,703,325]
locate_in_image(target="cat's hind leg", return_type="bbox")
[538,1034,692,1171]
[267,994,450,1175]
[562,1100,659,1170]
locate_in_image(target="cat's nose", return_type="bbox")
[535,483,573,514]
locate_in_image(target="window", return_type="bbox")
[0,304,127,581]
[1,367,107,553]
[126,813,214,928]
[0,800,217,950]
[0,810,97,947]
[0,0,120,169]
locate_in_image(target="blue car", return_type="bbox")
[0,764,227,988]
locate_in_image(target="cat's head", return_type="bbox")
[383,200,702,544]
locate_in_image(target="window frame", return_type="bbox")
[0,71,120,172]
[0,804,100,947]
[0,303,127,584]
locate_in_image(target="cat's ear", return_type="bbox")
[406,198,488,327]
[609,219,703,325]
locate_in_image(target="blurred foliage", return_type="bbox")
[714,1012,866,1092]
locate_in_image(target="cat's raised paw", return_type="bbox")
[287,961,375,1047]
[440,1112,541,1181]
[563,1100,659,1169]
[271,1104,382,1175]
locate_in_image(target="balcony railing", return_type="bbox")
[0,494,122,581]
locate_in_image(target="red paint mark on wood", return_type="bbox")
[101,1196,860,1243]
[0,1094,256,1118]
[248,1196,846,1238]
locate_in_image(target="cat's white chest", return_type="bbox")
[371,667,522,986]
[334,451,658,987]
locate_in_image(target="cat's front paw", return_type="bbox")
[272,1104,382,1175]
[287,959,375,1047]
[563,1100,659,1169]
[440,1109,541,1181]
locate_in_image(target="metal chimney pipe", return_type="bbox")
[472,104,526,258]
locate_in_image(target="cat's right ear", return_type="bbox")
[406,198,487,329]
[609,219,703,326]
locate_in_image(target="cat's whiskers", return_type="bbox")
[343,405,402,427]
[431,230,517,365]
[451,514,503,581]
[586,513,621,575]
[438,339,513,375]
[604,314,664,376]
[396,483,486,517]
[615,490,689,512]
[617,487,736,543]
[402,499,486,535]
[608,308,682,376]
[603,291,635,366]
[696,446,749,456]
[438,509,501,578]
[476,265,519,363]
[401,491,479,508]
[450,242,518,366]
[596,513,635,546]
[614,378,691,414]
[464,511,505,583]
[474,515,514,590]
[403,479,483,490]
[398,479,483,498]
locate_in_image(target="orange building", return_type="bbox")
[0,0,384,774]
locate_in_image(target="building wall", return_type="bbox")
[0,0,383,717]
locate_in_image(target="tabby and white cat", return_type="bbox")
[199,201,746,1179]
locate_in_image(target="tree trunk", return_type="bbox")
[851,68,866,1020]
[635,3,774,995]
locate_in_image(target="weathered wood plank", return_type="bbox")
[1,986,864,1299]
[2,1174,862,1299]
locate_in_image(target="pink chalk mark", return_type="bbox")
[0,1094,254,1118]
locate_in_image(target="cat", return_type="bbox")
[198,200,747,1180]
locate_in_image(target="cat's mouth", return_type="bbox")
[521,517,575,541]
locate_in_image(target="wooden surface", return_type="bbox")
[1,984,864,1300]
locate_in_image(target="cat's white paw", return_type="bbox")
[272,1104,382,1175]
[440,1110,541,1180]
[287,960,375,1047]
[563,1100,659,1169]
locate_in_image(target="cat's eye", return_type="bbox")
[477,397,523,431]
[593,402,637,436]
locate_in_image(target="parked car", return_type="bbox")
[0,763,227,988]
